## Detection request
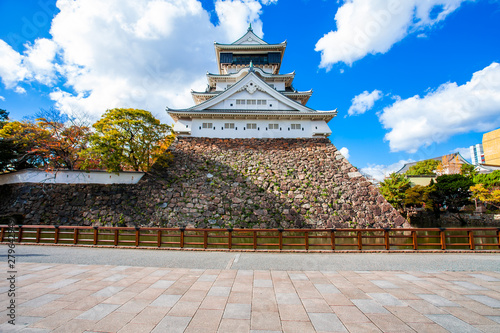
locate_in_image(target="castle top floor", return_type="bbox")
[215,25,286,75]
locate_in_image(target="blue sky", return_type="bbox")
[1,0,500,180]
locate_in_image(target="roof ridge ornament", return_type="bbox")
[249,61,254,72]
[248,23,253,31]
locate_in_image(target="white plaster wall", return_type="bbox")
[210,91,293,111]
[189,118,330,139]
[0,169,145,185]
[174,119,192,134]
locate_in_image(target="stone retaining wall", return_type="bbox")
[0,137,407,229]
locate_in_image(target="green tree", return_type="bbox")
[473,170,500,188]
[82,108,174,172]
[0,109,8,128]
[405,159,441,176]
[432,174,474,213]
[379,173,411,210]
[460,163,477,179]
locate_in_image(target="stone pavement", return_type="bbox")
[1,262,500,332]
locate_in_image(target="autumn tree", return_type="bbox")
[404,185,436,211]
[0,120,51,172]
[0,108,91,172]
[36,116,91,170]
[471,170,500,211]
[379,173,411,210]
[82,108,174,172]
[405,159,441,176]
[470,184,500,210]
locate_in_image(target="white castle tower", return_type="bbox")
[167,25,337,138]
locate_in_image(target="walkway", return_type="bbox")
[0,246,499,332]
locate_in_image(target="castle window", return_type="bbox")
[202,123,213,129]
[247,123,257,129]
[257,100,266,105]
[291,124,301,130]
[236,99,245,105]
[246,100,256,105]
[269,123,279,130]
[224,123,235,129]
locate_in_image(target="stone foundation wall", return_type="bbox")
[0,137,407,229]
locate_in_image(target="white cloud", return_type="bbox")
[215,0,265,41]
[361,159,413,182]
[0,40,29,89]
[347,89,382,116]
[15,86,26,94]
[0,0,272,122]
[315,0,471,68]
[339,147,350,159]
[0,96,5,101]
[24,38,58,85]
[379,62,500,153]
[452,147,472,160]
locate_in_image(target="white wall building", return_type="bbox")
[167,26,336,139]
[470,143,485,165]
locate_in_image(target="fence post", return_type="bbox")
[180,227,185,248]
[114,229,119,246]
[17,225,23,243]
[203,230,208,249]
[497,228,500,249]
[227,228,233,250]
[278,228,283,250]
[304,231,309,251]
[253,230,257,250]
[135,227,140,247]
[383,228,390,250]
[157,229,162,248]
[54,226,59,244]
[93,226,98,245]
[357,230,362,250]
[468,230,475,250]
[330,228,336,250]
[36,228,41,243]
[439,228,446,250]
[0,226,4,242]
[72,228,79,244]
[412,230,418,250]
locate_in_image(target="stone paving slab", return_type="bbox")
[1,263,500,332]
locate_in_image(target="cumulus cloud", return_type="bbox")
[315,0,471,68]
[379,62,500,153]
[339,147,350,159]
[24,38,58,85]
[452,147,472,160]
[347,89,382,116]
[215,0,266,41]
[0,0,272,122]
[361,159,413,182]
[0,40,29,89]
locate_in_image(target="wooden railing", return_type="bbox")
[1,225,500,251]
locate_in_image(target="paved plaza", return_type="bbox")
[1,246,500,332]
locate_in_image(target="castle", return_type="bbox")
[167,25,336,139]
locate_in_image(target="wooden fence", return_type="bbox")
[1,225,500,251]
